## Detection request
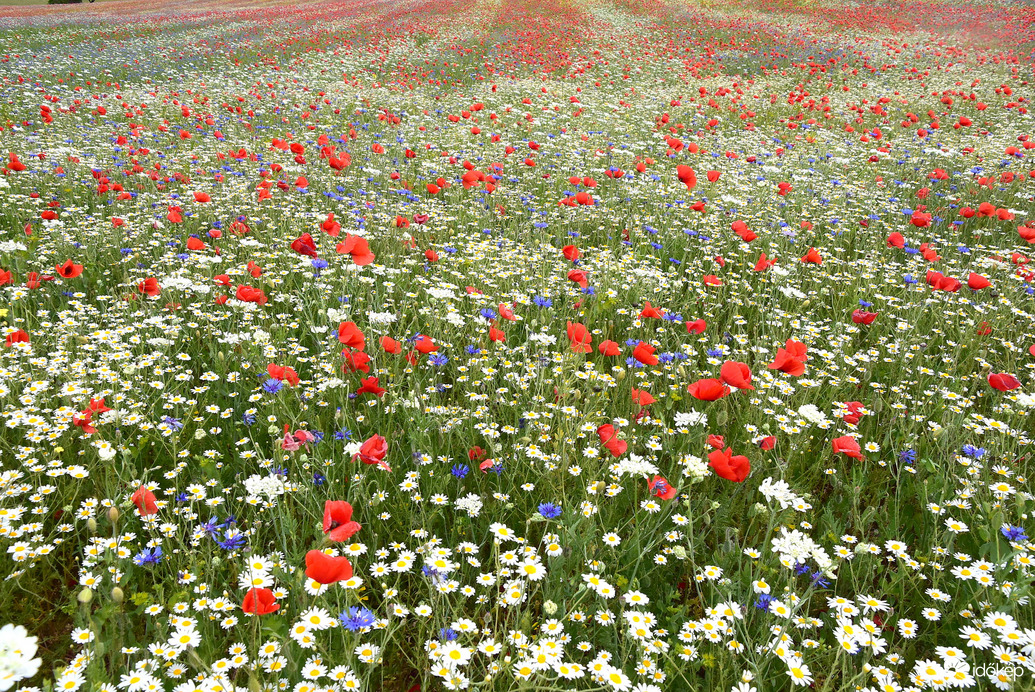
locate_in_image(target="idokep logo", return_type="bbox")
[972,663,1023,681]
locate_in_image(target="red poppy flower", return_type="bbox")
[489,325,506,342]
[4,329,29,348]
[707,434,725,449]
[354,434,391,471]
[131,485,158,516]
[322,501,362,542]
[305,550,354,584]
[193,191,211,203]
[0,269,11,287]
[241,588,279,615]
[630,388,655,406]
[686,318,707,334]
[338,322,366,351]
[719,361,753,390]
[768,339,807,377]
[56,260,83,278]
[322,212,341,237]
[708,448,750,482]
[380,336,402,354]
[688,378,730,401]
[639,301,664,319]
[266,364,300,387]
[702,274,722,286]
[598,340,621,356]
[566,322,592,353]
[886,232,905,249]
[356,376,386,397]
[988,373,1021,392]
[967,273,991,290]
[852,310,878,325]
[235,285,268,305]
[137,278,160,297]
[343,350,371,374]
[632,341,658,365]
[596,424,628,456]
[832,436,864,460]
[648,475,677,500]
[562,244,580,261]
[801,247,822,264]
[336,234,375,265]
[291,233,318,258]
[676,165,696,190]
[842,401,865,426]
[753,253,775,272]
[758,436,777,450]
[567,269,588,288]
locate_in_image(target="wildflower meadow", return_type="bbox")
[0,0,1034,690]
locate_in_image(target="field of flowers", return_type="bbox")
[0,0,1034,689]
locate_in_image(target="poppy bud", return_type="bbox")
[107,507,120,523]
[78,588,93,604]
[111,587,124,604]
[86,517,97,533]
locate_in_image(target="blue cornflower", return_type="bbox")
[466,345,481,355]
[175,492,189,503]
[479,308,498,321]
[312,258,329,270]
[706,348,724,357]
[200,518,221,537]
[794,561,810,576]
[339,607,376,631]
[962,444,986,459]
[754,594,774,611]
[439,628,458,642]
[859,300,873,308]
[1001,525,1029,542]
[532,296,552,308]
[335,428,352,441]
[216,530,246,551]
[262,378,283,394]
[538,503,562,519]
[429,354,449,367]
[451,464,470,479]
[242,412,256,426]
[904,274,918,285]
[161,416,183,431]
[133,546,163,566]
[899,449,917,465]
[810,571,830,589]
[313,472,326,486]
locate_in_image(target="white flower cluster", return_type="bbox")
[679,454,710,482]
[759,477,812,512]
[0,624,41,691]
[454,494,483,518]
[770,527,834,576]
[243,474,288,504]
[612,453,659,479]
